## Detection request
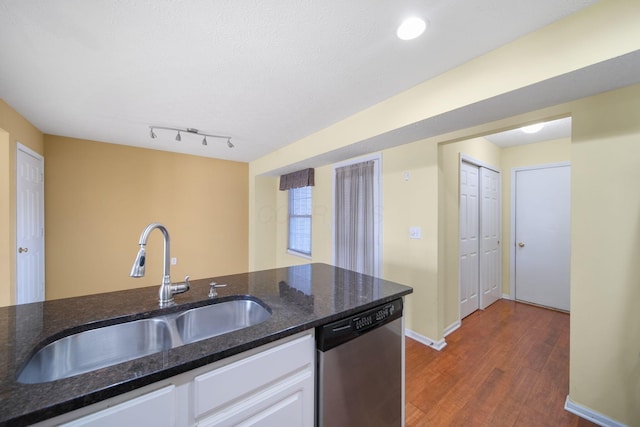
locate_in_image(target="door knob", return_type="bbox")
[18,247,29,253]
[518,242,525,248]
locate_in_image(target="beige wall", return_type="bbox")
[0,129,10,307]
[569,86,640,425]
[0,99,44,306]
[44,135,249,300]
[251,175,278,271]
[310,165,334,266]
[381,142,439,336]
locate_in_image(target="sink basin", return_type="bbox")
[18,298,271,384]
[18,318,172,384]
[176,299,272,344]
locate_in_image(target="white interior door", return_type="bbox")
[459,162,479,319]
[479,168,501,309]
[514,165,570,311]
[16,144,45,304]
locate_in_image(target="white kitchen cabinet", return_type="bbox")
[60,386,175,427]
[33,331,315,427]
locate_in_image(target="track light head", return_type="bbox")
[176,131,181,142]
[227,138,234,148]
[202,136,208,146]
[150,128,157,139]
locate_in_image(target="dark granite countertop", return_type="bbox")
[0,263,412,426]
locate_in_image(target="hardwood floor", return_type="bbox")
[405,300,596,427]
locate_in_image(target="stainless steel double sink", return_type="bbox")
[18,298,271,384]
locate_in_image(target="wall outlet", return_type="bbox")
[409,227,422,239]
[171,257,177,265]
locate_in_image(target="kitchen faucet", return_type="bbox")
[130,223,190,306]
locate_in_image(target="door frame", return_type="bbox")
[459,155,501,319]
[509,161,570,299]
[16,142,45,303]
[331,153,382,278]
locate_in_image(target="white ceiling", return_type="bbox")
[484,117,572,148]
[0,1,600,163]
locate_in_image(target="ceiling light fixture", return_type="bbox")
[149,126,233,148]
[521,123,545,134]
[397,17,427,40]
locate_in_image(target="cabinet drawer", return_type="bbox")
[197,370,314,427]
[60,385,175,427]
[194,333,314,418]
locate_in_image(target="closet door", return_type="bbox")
[479,168,501,309]
[460,162,480,319]
[460,161,502,319]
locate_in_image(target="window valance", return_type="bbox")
[279,168,315,190]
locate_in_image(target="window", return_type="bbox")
[288,186,312,256]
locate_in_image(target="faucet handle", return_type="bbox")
[171,275,191,295]
[209,282,227,298]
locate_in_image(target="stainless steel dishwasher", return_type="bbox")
[316,298,403,427]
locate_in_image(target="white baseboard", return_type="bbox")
[444,320,461,337]
[502,293,512,300]
[564,396,627,427]
[405,328,447,351]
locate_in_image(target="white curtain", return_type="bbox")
[335,160,375,275]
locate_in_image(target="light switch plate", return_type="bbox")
[409,227,422,239]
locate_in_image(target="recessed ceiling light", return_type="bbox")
[397,17,426,41]
[521,123,545,134]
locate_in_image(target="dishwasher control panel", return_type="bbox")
[316,298,403,352]
[353,301,397,331]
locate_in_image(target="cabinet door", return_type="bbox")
[60,386,175,427]
[197,370,314,427]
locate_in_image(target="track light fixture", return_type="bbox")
[149,126,233,148]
